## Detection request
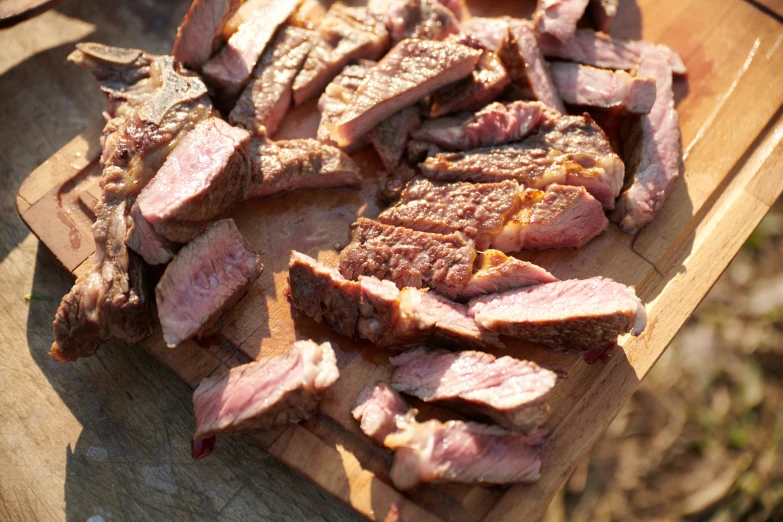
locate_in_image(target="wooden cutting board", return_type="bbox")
[16,1,783,520]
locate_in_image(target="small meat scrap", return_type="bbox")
[125,202,179,265]
[292,4,389,106]
[193,340,339,439]
[369,106,421,172]
[137,117,251,243]
[459,250,558,299]
[468,276,647,351]
[588,0,619,32]
[328,38,482,147]
[430,47,510,117]
[384,0,461,46]
[391,347,557,432]
[534,0,590,44]
[156,219,263,347]
[413,101,544,151]
[229,27,313,136]
[352,382,410,443]
[378,177,521,249]
[551,61,656,114]
[613,56,682,234]
[491,184,609,251]
[317,61,374,152]
[338,218,476,299]
[172,0,241,70]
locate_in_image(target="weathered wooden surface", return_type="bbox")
[9,0,783,520]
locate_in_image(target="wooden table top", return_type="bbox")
[0,2,360,520]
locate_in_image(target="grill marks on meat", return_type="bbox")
[229,27,313,136]
[468,277,647,350]
[368,106,421,172]
[390,347,557,432]
[613,56,682,234]
[505,20,565,113]
[551,62,656,114]
[193,340,338,439]
[352,382,409,444]
[534,0,590,44]
[328,38,482,147]
[491,184,608,251]
[339,218,476,299]
[383,0,461,46]
[378,178,520,249]
[52,44,213,363]
[156,219,262,347]
[460,250,558,299]
[172,0,241,70]
[292,4,389,107]
[317,62,374,152]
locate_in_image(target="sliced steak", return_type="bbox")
[460,17,510,54]
[229,27,313,136]
[378,177,521,249]
[156,219,263,347]
[459,250,557,299]
[202,0,302,102]
[613,56,681,234]
[491,184,608,251]
[289,0,327,30]
[534,0,590,44]
[125,202,179,265]
[339,218,476,299]
[391,347,557,432]
[468,277,647,350]
[383,0,461,46]
[588,0,618,32]
[317,61,374,152]
[327,38,482,147]
[137,117,250,244]
[172,0,241,70]
[368,106,421,172]
[385,414,546,489]
[540,29,687,75]
[430,48,510,117]
[413,101,544,151]
[352,382,410,444]
[292,4,389,106]
[193,340,338,439]
[551,61,656,114]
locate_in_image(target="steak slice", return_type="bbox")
[383,0,461,46]
[391,347,557,432]
[137,117,251,244]
[491,184,608,251]
[413,101,544,151]
[551,61,656,114]
[229,26,313,136]
[201,0,302,102]
[613,56,681,234]
[378,177,520,249]
[125,202,179,265]
[459,249,558,299]
[534,0,590,44]
[588,0,618,32]
[327,38,482,147]
[430,48,510,117]
[339,218,476,299]
[292,4,389,106]
[52,44,213,363]
[352,382,410,444]
[385,414,546,490]
[172,0,241,70]
[368,106,421,172]
[460,17,510,54]
[156,219,262,347]
[468,277,647,351]
[193,340,339,439]
[540,29,687,75]
[317,61,374,152]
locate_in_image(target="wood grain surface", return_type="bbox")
[7,0,783,521]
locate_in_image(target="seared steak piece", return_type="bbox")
[491,184,608,251]
[613,56,682,234]
[246,137,361,199]
[413,101,544,151]
[468,277,647,351]
[534,0,590,44]
[289,0,326,30]
[381,163,418,201]
[430,48,510,117]
[391,347,557,432]
[292,4,389,106]
[193,340,339,439]
[328,38,482,147]
[588,0,618,32]
[156,219,262,347]
[52,44,213,362]
[461,17,510,54]
[172,0,241,70]
[540,29,687,75]
[229,27,313,136]
[202,0,302,102]
[385,413,546,489]
[459,250,557,299]
[125,202,179,265]
[368,106,421,172]
[352,382,410,444]
[378,177,520,249]
[317,61,374,152]
[551,62,656,114]
[137,117,251,244]
[383,0,461,46]
[338,218,476,299]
